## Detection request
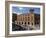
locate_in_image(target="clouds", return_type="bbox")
[34,8,40,14]
[12,7,40,15]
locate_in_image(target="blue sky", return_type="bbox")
[12,7,40,15]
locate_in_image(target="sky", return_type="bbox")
[12,7,40,15]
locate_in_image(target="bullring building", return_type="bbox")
[15,9,35,27]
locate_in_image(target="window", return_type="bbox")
[25,22,26,24]
[28,17,30,21]
[32,23,33,25]
[28,22,30,25]
[22,22,23,24]
[25,17,27,21]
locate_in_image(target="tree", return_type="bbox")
[12,13,17,22]
[29,9,34,13]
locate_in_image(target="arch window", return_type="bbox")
[28,22,30,25]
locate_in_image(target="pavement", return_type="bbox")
[12,23,40,31]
